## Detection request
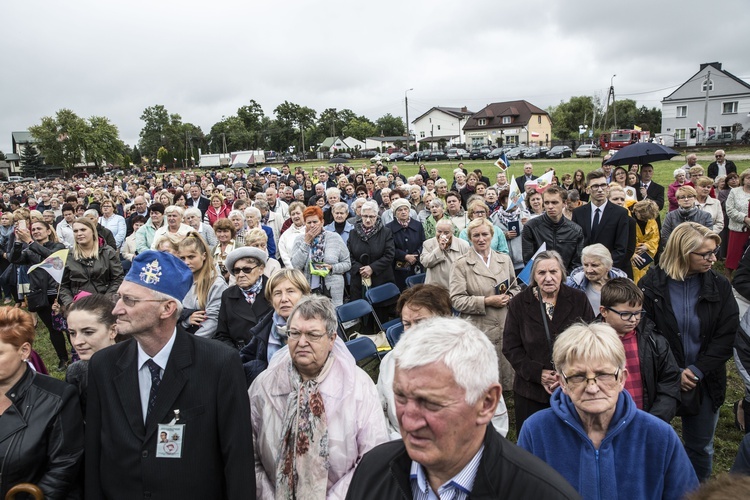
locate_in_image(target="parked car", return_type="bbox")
[331,152,352,160]
[706,132,736,145]
[403,151,418,162]
[389,152,407,162]
[575,144,602,158]
[7,176,23,183]
[506,147,526,160]
[427,150,448,161]
[360,150,378,158]
[522,147,544,159]
[486,147,505,159]
[469,147,492,160]
[546,146,573,159]
[370,154,387,163]
[446,148,470,160]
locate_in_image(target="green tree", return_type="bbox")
[342,116,377,141]
[0,150,5,161]
[138,105,185,160]
[157,146,170,166]
[29,109,90,173]
[20,143,44,177]
[84,116,125,167]
[547,95,602,140]
[131,145,142,165]
[375,114,405,136]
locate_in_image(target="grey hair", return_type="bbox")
[294,189,304,197]
[435,179,448,188]
[429,199,444,209]
[380,188,391,197]
[150,289,184,319]
[530,250,568,285]
[435,218,455,231]
[228,210,245,221]
[164,205,184,216]
[581,243,613,269]
[244,206,261,219]
[332,202,349,213]
[253,200,270,212]
[393,317,499,405]
[287,295,338,338]
[553,322,626,374]
[360,200,379,214]
[84,209,99,218]
[351,198,366,211]
[325,187,341,198]
[183,207,201,220]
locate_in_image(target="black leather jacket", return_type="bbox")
[0,367,84,499]
[521,213,584,272]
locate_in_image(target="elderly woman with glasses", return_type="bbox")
[518,322,698,500]
[660,186,714,248]
[347,200,395,301]
[639,222,737,481]
[249,295,388,498]
[213,247,272,350]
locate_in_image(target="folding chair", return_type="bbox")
[364,282,401,331]
[335,299,375,340]
[345,337,379,365]
[385,321,405,348]
[405,273,426,288]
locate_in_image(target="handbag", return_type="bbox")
[312,277,332,299]
[26,288,48,312]
[676,384,702,417]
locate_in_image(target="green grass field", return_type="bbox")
[32,149,750,476]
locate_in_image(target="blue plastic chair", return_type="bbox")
[365,283,401,330]
[405,273,426,288]
[386,321,405,348]
[346,337,379,363]
[335,299,374,340]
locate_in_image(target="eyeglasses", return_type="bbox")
[232,265,259,276]
[112,294,168,307]
[361,215,377,219]
[562,368,620,388]
[690,247,720,261]
[605,307,646,321]
[588,183,608,191]
[677,195,696,200]
[287,330,330,341]
[715,155,724,158]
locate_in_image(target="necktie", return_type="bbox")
[592,208,601,235]
[146,359,161,418]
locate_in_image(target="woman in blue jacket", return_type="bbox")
[518,322,698,500]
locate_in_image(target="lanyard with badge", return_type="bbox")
[156,409,184,458]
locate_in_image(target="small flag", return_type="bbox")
[531,132,540,138]
[532,170,555,193]
[494,152,510,170]
[28,249,69,284]
[508,176,523,210]
[697,121,704,131]
[517,243,547,285]
[633,125,642,131]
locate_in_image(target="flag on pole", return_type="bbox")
[697,121,704,131]
[508,176,524,210]
[633,124,642,131]
[527,170,555,193]
[494,152,510,171]
[531,132,540,138]
[517,243,547,285]
[28,249,69,284]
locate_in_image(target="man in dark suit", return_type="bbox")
[572,170,630,273]
[636,164,665,211]
[186,185,210,218]
[515,162,538,193]
[126,195,149,236]
[85,251,254,500]
[707,149,737,179]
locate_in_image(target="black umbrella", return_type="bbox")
[604,142,680,166]
[328,157,349,163]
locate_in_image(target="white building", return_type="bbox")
[412,106,474,150]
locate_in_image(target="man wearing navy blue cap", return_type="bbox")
[84,250,255,500]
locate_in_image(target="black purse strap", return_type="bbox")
[537,287,555,369]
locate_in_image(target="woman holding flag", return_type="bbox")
[10,220,69,370]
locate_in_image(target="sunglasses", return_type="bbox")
[232,265,259,276]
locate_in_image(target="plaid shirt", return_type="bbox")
[620,330,644,409]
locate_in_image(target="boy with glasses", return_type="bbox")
[599,278,681,422]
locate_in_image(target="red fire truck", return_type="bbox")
[599,129,650,151]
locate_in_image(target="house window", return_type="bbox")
[478,118,487,126]
[675,129,686,141]
[420,131,425,138]
[689,128,697,139]
[676,106,687,118]
[502,116,511,124]
[437,125,441,130]
[537,116,542,124]
[723,101,738,114]
[701,79,713,92]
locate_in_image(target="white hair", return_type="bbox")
[581,243,613,269]
[325,187,341,198]
[360,200,379,215]
[393,317,498,405]
[183,207,201,219]
[228,210,244,221]
[244,206,261,219]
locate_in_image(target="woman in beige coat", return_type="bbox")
[450,217,520,388]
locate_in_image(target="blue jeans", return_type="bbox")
[681,389,720,481]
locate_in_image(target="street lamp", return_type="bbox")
[405,88,413,151]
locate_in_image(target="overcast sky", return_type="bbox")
[3,0,749,155]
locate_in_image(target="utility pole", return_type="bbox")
[405,88,413,150]
[702,71,711,145]
[609,74,617,129]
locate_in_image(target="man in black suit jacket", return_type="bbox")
[707,149,737,179]
[635,164,665,211]
[515,162,538,192]
[572,170,630,273]
[186,185,210,217]
[85,251,254,500]
[126,195,150,236]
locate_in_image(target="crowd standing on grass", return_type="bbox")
[1,151,750,498]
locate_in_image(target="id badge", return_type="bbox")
[156,423,184,458]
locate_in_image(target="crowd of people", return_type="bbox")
[0,150,749,499]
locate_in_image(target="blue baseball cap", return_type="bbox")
[125,250,193,302]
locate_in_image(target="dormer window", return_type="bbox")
[502,116,511,124]
[478,118,487,126]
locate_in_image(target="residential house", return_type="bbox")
[316,136,365,159]
[5,131,38,174]
[462,100,552,149]
[661,62,750,146]
[364,135,414,152]
[412,106,474,150]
